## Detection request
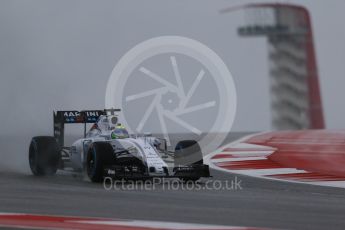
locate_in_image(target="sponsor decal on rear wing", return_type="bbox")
[53,109,121,147]
[57,110,105,123]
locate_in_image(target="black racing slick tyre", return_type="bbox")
[175,140,203,182]
[174,140,203,166]
[86,142,115,183]
[29,136,60,176]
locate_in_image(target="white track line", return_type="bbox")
[211,157,267,163]
[75,220,252,229]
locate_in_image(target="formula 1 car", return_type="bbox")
[28,109,210,182]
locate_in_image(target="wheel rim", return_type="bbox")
[87,150,96,176]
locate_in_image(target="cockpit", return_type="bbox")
[87,115,129,138]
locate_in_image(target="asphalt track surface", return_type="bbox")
[1,133,345,230]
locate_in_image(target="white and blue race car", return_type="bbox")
[28,109,210,182]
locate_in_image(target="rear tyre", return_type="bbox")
[29,136,60,176]
[174,140,203,182]
[86,142,115,183]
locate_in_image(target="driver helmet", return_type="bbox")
[111,123,130,139]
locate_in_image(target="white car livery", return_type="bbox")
[29,109,210,182]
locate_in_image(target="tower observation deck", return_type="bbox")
[222,3,324,130]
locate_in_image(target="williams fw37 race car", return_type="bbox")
[28,109,210,182]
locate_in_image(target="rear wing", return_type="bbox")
[53,109,120,147]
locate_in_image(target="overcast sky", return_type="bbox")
[0,0,344,137]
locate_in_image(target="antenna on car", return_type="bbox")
[104,108,121,115]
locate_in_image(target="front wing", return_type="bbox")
[104,164,210,179]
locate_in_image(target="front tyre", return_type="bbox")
[174,140,203,166]
[29,136,60,176]
[86,142,115,183]
[175,140,203,182]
